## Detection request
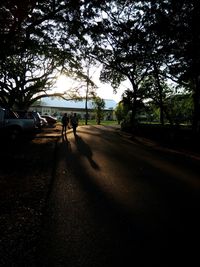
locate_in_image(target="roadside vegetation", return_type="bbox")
[57,119,118,127]
[78,120,118,126]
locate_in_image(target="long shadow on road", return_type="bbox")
[74,134,100,170]
[37,129,200,267]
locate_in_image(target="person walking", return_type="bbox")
[61,113,69,134]
[70,113,78,136]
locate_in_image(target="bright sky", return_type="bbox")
[96,83,126,103]
[54,67,130,103]
[91,68,129,103]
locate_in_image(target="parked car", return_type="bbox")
[40,116,48,128]
[16,110,47,130]
[15,110,34,119]
[31,111,48,129]
[0,107,36,140]
[41,115,57,127]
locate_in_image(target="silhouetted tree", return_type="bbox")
[92,97,105,125]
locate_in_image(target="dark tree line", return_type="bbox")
[85,0,200,134]
[0,0,200,134]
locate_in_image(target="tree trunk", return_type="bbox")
[85,68,89,125]
[192,78,200,135]
[130,82,138,135]
[153,62,164,125]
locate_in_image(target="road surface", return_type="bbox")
[37,125,200,267]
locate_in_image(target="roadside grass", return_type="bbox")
[57,120,118,126]
[79,119,118,126]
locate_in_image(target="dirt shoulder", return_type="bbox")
[0,125,61,266]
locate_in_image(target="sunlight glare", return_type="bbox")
[55,73,126,103]
[55,75,71,92]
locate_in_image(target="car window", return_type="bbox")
[5,110,18,119]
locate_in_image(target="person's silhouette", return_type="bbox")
[70,113,78,136]
[61,113,69,134]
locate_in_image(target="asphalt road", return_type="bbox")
[37,125,200,267]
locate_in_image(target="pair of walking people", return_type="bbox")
[62,113,78,135]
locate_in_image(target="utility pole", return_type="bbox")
[85,66,89,125]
